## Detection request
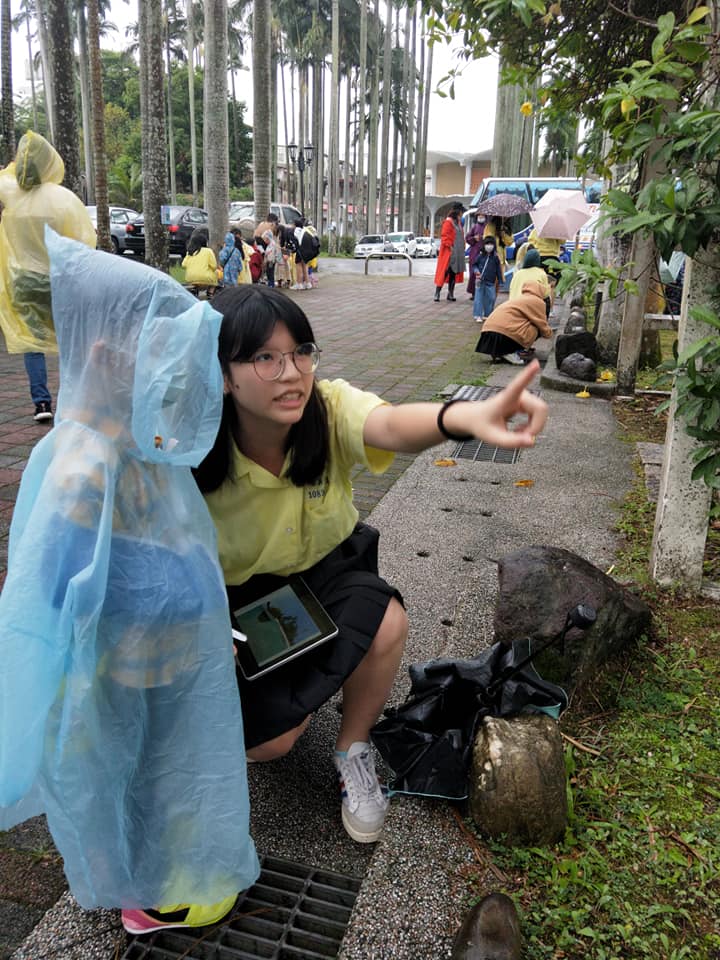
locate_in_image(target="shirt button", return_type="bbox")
[286,527,294,534]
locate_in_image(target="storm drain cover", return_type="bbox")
[447,384,540,465]
[121,855,361,960]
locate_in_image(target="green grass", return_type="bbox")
[460,418,720,958]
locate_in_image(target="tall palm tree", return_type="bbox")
[13,1,40,132]
[86,0,110,250]
[327,0,339,250]
[204,0,229,249]
[185,0,198,202]
[43,0,82,195]
[353,0,367,235]
[1,0,14,166]
[139,0,168,268]
[253,0,272,224]
[76,3,94,201]
[378,0,391,231]
[366,0,380,232]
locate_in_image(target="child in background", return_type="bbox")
[182,229,219,289]
[219,232,243,286]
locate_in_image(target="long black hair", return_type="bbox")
[194,285,329,493]
[187,226,209,255]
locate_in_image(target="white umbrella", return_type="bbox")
[530,189,593,240]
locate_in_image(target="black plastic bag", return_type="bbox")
[371,639,568,800]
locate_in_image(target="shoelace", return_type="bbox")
[340,752,382,809]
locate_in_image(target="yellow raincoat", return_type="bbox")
[0,131,96,353]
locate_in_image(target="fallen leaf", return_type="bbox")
[434,458,457,467]
[513,479,535,487]
[576,388,591,398]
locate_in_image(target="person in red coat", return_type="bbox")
[433,202,466,302]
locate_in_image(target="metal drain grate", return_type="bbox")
[447,384,541,465]
[451,439,521,464]
[121,855,361,960]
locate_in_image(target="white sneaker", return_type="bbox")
[304,281,313,289]
[503,352,525,365]
[474,316,484,323]
[290,283,303,290]
[334,742,389,843]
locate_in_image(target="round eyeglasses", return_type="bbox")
[236,342,321,381]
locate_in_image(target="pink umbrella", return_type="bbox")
[530,189,593,240]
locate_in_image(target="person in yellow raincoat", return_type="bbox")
[0,130,96,420]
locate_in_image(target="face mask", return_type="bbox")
[484,244,493,252]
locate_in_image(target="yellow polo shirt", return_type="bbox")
[204,379,394,585]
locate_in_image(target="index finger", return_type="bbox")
[501,358,541,399]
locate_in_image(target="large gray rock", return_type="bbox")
[469,715,566,845]
[494,545,652,688]
[559,351,597,381]
[555,330,599,367]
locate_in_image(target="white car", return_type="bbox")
[353,234,388,258]
[386,231,417,257]
[85,205,140,254]
[414,236,437,258]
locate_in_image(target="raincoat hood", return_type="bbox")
[14,131,65,189]
[223,231,234,247]
[523,248,542,269]
[47,228,223,466]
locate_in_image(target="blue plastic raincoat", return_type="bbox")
[218,232,243,285]
[0,229,259,909]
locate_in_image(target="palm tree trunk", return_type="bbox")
[366,0,380,233]
[312,59,323,229]
[404,7,416,230]
[86,0,110,251]
[397,9,410,229]
[252,0,272,226]
[328,0,340,251]
[165,0,177,204]
[140,0,169,268]
[354,3,367,235]
[413,10,426,233]
[419,30,432,233]
[76,4,94,202]
[204,0,229,249]
[341,74,350,238]
[186,0,198,203]
[1,0,14,166]
[25,11,39,132]
[45,0,82,196]
[378,0,391,232]
[279,38,290,202]
[34,0,55,142]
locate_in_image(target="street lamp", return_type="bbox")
[288,142,314,216]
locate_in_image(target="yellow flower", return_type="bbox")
[575,388,591,398]
[620,96,636,118]
[600,370,615,381]
[520,101,534,117]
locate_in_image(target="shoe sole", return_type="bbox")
[341,806,384,844]
[34,413,52,422]
[122,916,193,935]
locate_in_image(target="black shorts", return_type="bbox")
[226,523,403,748]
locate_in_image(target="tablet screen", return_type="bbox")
[231,577,338,680]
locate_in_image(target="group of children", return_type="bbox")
[181,215,320,296]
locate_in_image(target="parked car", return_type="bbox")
[85,205,140,254]
[124,205,208,257]
[386,231,418,257]
[414,236,438,258]
[229,201,303,240]
[353,234,388,258]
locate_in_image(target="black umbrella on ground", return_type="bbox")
[371,604,596,799]
[475,193,534,217]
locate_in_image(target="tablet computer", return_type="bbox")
[231,575,338,681]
